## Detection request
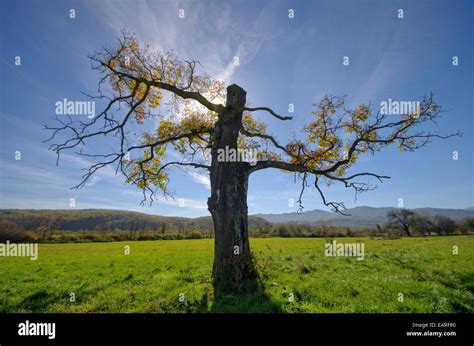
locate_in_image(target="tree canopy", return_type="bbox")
[46,31,460,214]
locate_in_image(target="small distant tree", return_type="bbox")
[277,225,291,238]
[346,227,353,237]
[387,209,416,236]
[376,224,383,235]
[412,215,435,236]
[433,215,457,235]
[459,218,474,234]
[0,220,26,242]
[35,225,49,241]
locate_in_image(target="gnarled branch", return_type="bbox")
[244,106,293,121]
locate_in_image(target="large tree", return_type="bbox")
[46,32,459,295]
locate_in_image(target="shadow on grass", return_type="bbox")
[16,283,103,312]
[18,289,59,312]
[198,256,282,313]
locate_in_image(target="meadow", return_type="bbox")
[0,236,472,313]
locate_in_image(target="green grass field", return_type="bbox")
[0,236,472,313]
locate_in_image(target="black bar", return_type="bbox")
[0,313,472,345]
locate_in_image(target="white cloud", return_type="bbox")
[187,170,211,190]
[87,1,282,86]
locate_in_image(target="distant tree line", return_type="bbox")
[0,209,472,243]
[385,208,471,236]
[0,209,269,243]
[0,220,211,243]
[250,212,473,240]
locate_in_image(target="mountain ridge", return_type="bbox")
[254,206,474,228]
[1,206,472,231]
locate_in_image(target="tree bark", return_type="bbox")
[403,226,412,237]
[207,84,254,296]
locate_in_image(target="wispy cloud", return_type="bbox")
[187,170,210,190]
[87,0,282,85]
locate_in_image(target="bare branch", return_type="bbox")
[244,106,293,121]
[250,93,460,214]
[314,176,349,215]
[240,128,291,156]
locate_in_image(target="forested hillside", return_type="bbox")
[0,209,271,233]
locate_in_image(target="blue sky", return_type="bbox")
[0,0,472,217]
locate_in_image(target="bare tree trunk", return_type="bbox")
[207,84,254,297]
[403,225,412,237]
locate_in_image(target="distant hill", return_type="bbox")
[254,206,474,229]
[1,207,472,232]
[252,209,333,224]
[0,209,271,232]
